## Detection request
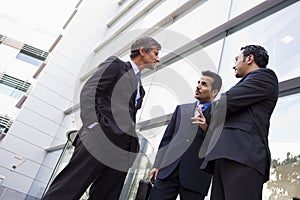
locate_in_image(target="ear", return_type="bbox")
[139,47,144,56]
[211,89,219,99]
[247,54,254,64]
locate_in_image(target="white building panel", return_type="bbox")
[0,167,33,195]
[42,62,77,88]
[14,109,60,139]
[1,134,46,164]
[8,119,53,148]
[0,148,41,179]
[22,95,65,125]
[37,73,74,102]
[46,53,81,76]
[29,83,72,111]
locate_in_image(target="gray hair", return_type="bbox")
[130,36,161,58]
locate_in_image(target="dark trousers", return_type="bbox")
[42,138,127,200]
[211,158,265,200]
[150,166,205,200]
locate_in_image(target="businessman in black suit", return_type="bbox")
[42,36,161,200]
[200,45,279,200]
[149,71,222,200]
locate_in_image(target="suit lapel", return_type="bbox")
[181,102,199,133]
[181,102,196,121]
[126,61,138,91]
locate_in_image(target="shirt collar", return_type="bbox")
[196,100,212,111]
[129,60,140,75]
[196,100,200,107]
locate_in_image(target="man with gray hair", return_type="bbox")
[42,36,161,200]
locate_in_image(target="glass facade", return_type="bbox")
[267,93,300,199]
[219,1,300,89]
[51,0,300,199]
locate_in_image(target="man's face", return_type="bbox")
[141,47,160,70]
[195,76,215,103]
[233,50,249,78]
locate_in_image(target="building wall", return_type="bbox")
[1,0,299,199]
[0,0,117,199]
[0,37,50,199]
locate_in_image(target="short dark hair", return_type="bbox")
[130,36,161,59]
[241,45,269,68]
[201,70,222,91]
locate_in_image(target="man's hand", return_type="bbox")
[191,107,207,132]
[149,168,159,182]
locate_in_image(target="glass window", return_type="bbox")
[219,1,300,90]
[121,125,167,199]
[167,0,231,40]
[267,93,300,199]
[16,52,44,67]
[138,60,199,122]
[0,83,25,99]
[229,0,266,19]
[138,40,224,122]
[0,73,30,99]
[0,126,8,133]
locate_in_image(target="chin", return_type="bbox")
[146,64,156,70]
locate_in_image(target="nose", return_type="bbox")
[233,66,236,69]
[197,83,201,89]
[156,57,160,62]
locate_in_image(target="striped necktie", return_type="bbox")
[135,72,141,107]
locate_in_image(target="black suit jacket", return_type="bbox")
[153,102,212,195]
[200,68,279,182]
[77,56,145,169]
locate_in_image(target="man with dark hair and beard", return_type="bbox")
[149,70,222,200]
[200,45,279,200]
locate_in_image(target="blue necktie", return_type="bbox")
[135,72,141,107]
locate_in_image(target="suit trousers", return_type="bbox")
[150,165,205,200]
[42,137,127,200]
[211,158,265,200]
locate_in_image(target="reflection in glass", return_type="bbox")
[229,0,265,19]
[139,40,224,122]
[219,1,300,90]
[267,93,300,199]
[0,83,25,99]
[120,126,167,199]
[16,52,44,67]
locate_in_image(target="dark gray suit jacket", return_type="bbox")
[77,56,145,169]
[200,68,279,182]
[153,102,212,195]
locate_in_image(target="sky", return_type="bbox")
[0,0,78,50]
